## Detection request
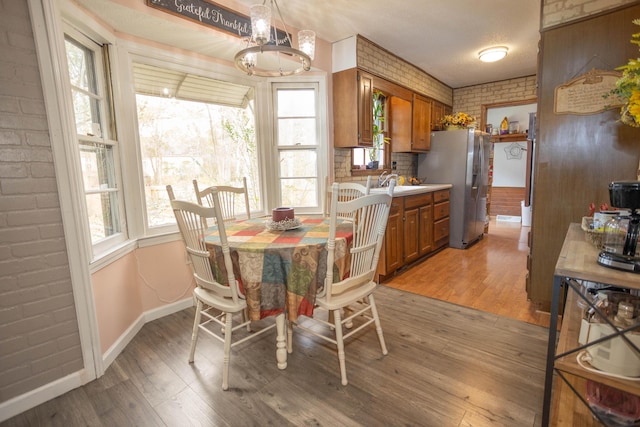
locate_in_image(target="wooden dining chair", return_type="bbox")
[166,185,275,390]
[289,180,395,385]
[193,177,250,221]
[325,175,372,219]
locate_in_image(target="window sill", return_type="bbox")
[351,167,391,177]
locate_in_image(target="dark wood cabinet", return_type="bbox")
[418,204,434,255]
[389,96,412,152]
[333,68,374,148]
[392,93,432,153]
[431,100,446,131]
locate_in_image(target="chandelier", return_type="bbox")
[234,0,316,77]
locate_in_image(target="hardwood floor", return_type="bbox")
[2,285,548,427]
[384,218,551,328]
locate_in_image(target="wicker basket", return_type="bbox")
[581,216,603,249]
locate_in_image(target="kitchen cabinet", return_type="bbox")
[431,100,445,131]
[392,93,432,153]
[378,197,403,277]
[432,190,450,249]
[542,224,640,426]
[377,188,449,280]
[404,192,433,264]
[333,68,374,148]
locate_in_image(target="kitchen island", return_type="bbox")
[372,183,453,281]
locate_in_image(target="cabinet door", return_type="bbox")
[431,101,445,131]
[358,71,374,144]
[419,204,434,255]
[434,217,450,249]
[382,203,403,274]
[403,207,419,264]
[390,96,412,153]
[412,94,431,151]
[333,68,373,148]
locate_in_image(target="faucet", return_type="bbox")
[379,172,398,187]
[377,171,388,188]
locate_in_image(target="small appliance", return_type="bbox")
[597,181,640,273]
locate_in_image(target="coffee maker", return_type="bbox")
[597,181,640,273]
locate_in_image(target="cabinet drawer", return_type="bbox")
[433,190,449,204]
[434,217,449,242]
[434,201,449,221]
[390,197,403,215]
[404,193,433,210]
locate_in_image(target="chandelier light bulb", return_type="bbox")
[250,4,271,45]
[298,30,316,60]
[478,46,508,63]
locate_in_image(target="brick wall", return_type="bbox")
[0,0,83,403]
[452,76,538,121]
[542,0,637,29]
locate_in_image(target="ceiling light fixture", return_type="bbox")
[234,0,315,77]
[478,46,508,63]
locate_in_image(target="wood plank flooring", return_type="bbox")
[2,283,548,427]
[385,218,551,328]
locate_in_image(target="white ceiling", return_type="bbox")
[73,0,541,88]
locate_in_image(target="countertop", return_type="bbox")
[369,183,452,196]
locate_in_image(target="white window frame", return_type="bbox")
[267,80,328,213]
[63,29,128,258]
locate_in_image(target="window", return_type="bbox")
[352,90,390,171]
[133,63,260,228]
[274,84,321,209]
[64,34,126,253]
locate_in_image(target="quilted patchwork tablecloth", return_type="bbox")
[204,217,353,321]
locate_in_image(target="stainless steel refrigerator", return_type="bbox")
[417,129,492,249]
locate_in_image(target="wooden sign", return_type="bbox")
[146,0,291,46]
[554,68,622,115]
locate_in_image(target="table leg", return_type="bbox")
[276,312,287,369]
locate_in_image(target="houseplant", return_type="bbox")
[440,112,476,130]
[608,18,640,127]
[368,90,390,169]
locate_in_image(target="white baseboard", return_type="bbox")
[0,370,86,422]
[0,297,194,423]
[102,296,194,368]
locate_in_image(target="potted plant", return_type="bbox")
[368,90,390,169]
[607,18,640,127]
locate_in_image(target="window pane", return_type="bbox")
[72,90,102,137]
[79,142,117,191]
[65,38,96,93]
[280,178,317,207]
[279,150,317,178]
[277,118,316,146]
[86,191,120,242]
[135,93,259,228]
[277,89,315,117]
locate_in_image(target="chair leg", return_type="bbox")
[287,319,293,354]
[243,307,252,332]
[189,300,203,363]
[332,309,348,386]
[368,294,388,355]
[222,311,233,391]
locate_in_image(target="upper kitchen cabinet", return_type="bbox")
[431,100,451,131]
[412,94,431,151]
[333,68,374,148]
[392,93,432,153]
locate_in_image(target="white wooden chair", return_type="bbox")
[289,180,395,385]
[193,177,250,221]
[325,175,372,219]
[167,185,275,390]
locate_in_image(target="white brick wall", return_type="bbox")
[0,0,83,403]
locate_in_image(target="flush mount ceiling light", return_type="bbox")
[478,46,508,63]
[234,0,315,77]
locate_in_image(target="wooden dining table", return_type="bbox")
[203,215,354,369]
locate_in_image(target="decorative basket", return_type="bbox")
[581,216,604,249]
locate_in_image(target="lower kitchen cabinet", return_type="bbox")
[433,189,450,249]
[377,189,449,280]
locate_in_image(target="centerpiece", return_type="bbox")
[441,112,476,130]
